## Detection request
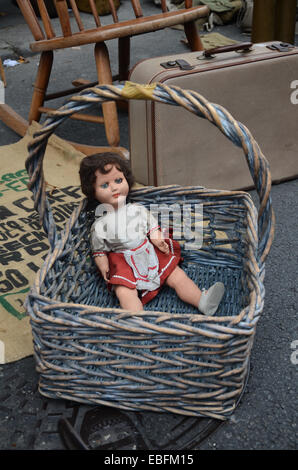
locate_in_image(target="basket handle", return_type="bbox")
[26,81,274,262]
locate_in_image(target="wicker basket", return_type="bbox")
[25,81,275,420]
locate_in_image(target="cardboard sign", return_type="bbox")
[0,124,84,363]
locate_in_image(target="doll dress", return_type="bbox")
[91,202,181,304]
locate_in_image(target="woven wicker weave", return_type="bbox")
[25,82,275,420]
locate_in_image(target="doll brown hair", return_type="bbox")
[79,152,135,202]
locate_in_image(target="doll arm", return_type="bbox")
[142,205,169,254]
[91,219,110,280]
[93,253,110,281]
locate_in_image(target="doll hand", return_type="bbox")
[95,255,110,281]
[155,239,170,254]
[100,267,110,282]
[150,231,169,254]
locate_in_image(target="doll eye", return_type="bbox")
[115,178,123,184]
[100,182,109,189]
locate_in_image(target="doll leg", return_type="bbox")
[166,266,202,308]
[166,266,224,315]
[114,285,143,312]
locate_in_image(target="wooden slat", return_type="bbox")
[0,104,29,137]
[68,0,85,31]
[30,7,210,51]
[72,78,95,86]
[54,0,72,37]
[184,21,204,51]
[29,50,53,123]
[94,42,120,146]
[131,0,143,18]
[161,0,167,13]
[39,106,105,123]
[185,0,193,7]
[118,37,130,81]
[88,0,101,27]
[16,0,45,40]
[0,58,6,87]
[45,80,98,100]
[37,0,55,38]
[108,0,119,23]
[70,143,130,159]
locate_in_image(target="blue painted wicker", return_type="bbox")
[25,82,275,420]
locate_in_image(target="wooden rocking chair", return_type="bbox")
[0,0,208,156]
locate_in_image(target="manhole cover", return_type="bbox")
[1,356,250,450]
[58,404,224,450]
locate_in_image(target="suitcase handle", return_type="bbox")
[203,42,253,59]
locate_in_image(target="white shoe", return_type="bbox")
[198,282,225,316]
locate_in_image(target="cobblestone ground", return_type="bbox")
[0,356,224,450]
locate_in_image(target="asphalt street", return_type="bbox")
[0,0,297,451]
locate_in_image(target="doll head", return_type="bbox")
[79,152,134,205]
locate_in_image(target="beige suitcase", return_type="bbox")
[129,42,298,190]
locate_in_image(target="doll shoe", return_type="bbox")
[198,282,225,316]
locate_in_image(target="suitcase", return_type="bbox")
[129,42,298,190]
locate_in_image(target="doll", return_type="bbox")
[79,153,224,315]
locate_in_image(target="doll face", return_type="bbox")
[94,164,129,209]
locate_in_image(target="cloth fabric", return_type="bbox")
[171,0,242,28]
[197,0,242,13]
[91,202,182,304]
[108,237,181,305]
[123,238,160,291]
[91,202,160,253]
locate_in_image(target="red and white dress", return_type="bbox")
[91,203,181,305]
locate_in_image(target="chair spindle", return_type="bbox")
[160,0,167,13]
[88,0,102,27]
[37,0,56,38]
[16,0,45,40]
[131,0,143,18]
[54,0,72,37]
[69,0,85,31]
[108,0,119,23]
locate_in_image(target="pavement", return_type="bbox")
[0,0,297,452]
